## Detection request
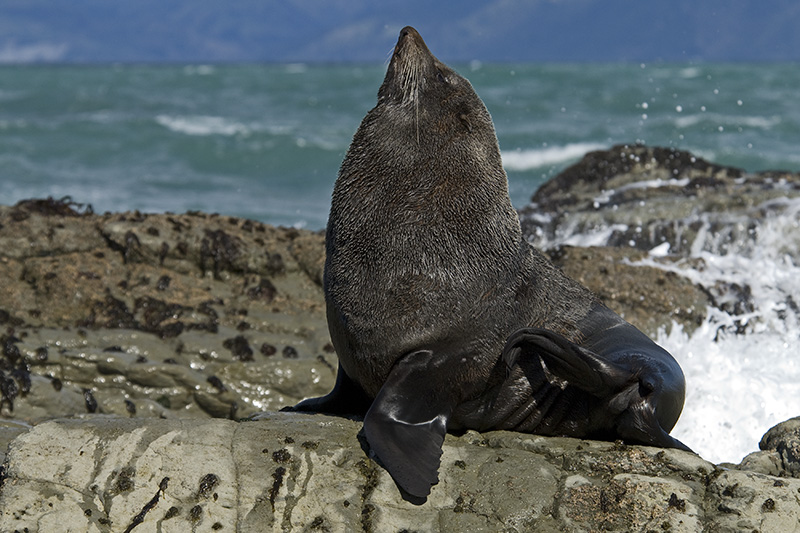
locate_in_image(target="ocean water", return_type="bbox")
[2,62,800,463]
[3,63,799,229]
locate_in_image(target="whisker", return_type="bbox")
[415,98,420,145]
[395,52,422,145]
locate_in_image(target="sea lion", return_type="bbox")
[285,26,690,501]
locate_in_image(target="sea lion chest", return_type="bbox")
[324,170,525,398]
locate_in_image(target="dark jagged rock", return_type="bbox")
[531,145,744,213]
[520,144,800,334]
[0,202,333,422]
[521,144,800,257]
[737,417,800,479]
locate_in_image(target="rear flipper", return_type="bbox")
[616,397,693,451]
[281,363,372,416]
[363,349,458,501]
[503,328,633,396]
[503,327,692,452]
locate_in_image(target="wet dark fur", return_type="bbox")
[286,27,689,501]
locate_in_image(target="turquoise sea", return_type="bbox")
[2,62,799,229]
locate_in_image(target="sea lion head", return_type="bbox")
[376,26,499,152]
[334,25,516,238]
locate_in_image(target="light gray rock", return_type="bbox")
[735,417,800,480]
[2,415,800,532]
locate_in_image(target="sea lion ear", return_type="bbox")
[363,349,456,502]
[459,113,473,132]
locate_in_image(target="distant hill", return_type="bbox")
[2,0,799,63]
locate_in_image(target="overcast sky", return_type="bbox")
[1,1,799,64]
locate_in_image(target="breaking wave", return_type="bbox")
[501,143,607,171]
[155,115,251,136]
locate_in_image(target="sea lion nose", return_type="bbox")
[400,26,420,40]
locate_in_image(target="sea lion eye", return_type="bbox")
[436,70,447,83]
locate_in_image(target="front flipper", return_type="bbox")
[502,328,633,397]
[363,349,457,501]
[281,363,372,416]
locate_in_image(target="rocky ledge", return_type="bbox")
[1,145,799,531]
[2,415,799,532]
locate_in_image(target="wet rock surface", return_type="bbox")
[1,146,800,530]
[543,245,710,335]
[0,199,334,425]
[522,144,800,256]
[520,144,800,335]
[736,417,800,480]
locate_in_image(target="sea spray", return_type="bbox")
[500,142,607,171]
[661,313,799,464]
[533,192,800,463]
[656,197,800,463]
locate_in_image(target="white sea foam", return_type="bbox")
[285,63,308,74]
[501,143,606,171]
[558,223,630,247]
[182,65,216,76]
[155,114,250,136]
[592,178,691,207]
[627,198,800,463]
[618,177,691,192]
[648,242,671,257]
[679,67,702,79]
[663,316,800,464]
[675,113,781,130]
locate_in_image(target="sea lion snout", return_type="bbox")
[392,26,429,59]
[397,26,424,47]
[381,26,438,106]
